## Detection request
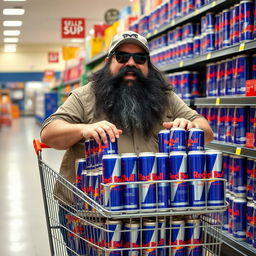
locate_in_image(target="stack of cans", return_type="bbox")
[197,106,255,148]
[206,54,255,97]
[158,127,225,210]
[222,153,256,246]
[166,71,201,100]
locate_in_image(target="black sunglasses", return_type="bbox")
[112,51,149,65]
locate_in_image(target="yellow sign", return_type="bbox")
[62,46,80,61]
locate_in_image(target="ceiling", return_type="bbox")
[0,0,131,47]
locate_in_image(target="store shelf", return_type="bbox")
[85,51,108,66]
[206,141,256,159]
[146,0,240,40]
[221,231,256,256]
[159,40,256,73]
[62,78,80,87]
[195,96,256,106]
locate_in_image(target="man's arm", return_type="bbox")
[40,119,122,150]
[162,116,214,144]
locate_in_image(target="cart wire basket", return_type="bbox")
[33,139,228,256]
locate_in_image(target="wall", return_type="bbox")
[0,44,66,72]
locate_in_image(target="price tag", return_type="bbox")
[206,53,212,60]
[239,43,245,51]
[235,147,242,155]
[179,61,184,67]
[171,20,175,26]
[195,9,199,15]
[147,33,151,37]
[215,98,220,105]
[212,1,217,7]
[154,29,157,35]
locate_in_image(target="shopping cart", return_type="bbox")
[33,139,228,256]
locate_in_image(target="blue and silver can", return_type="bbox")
[169,128,186,152]
[158,129,170,153]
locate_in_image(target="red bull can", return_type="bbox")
[187,128,204,151]
[156,153,170,209]
[228,194,234,234]
[223,192,230,231]
[246,158,255,200]
[121,153,139,210]
[240,0,254,41]
[157,218,166,255]
[102,155,123,211]
[233,107,248,145]
[233,197,247,241]
[75,158,86,191]
[206,150,225,208]
[236,55,249,95]
[138,152,157,209]
[169,220,185,251]
[185,218,203,255]
[169,128,186,152]
[188,151,206,209]
[233,4,240,44]
[105,220,123,248]
[222,9,231,47]
[206,63,217,97]
[158,129,170,153]
[232,155,246,196]
[142,220,157,253]
[193,35,201,56]
[246,201,254,244]
[101,136,118,155]
[222,153,230,186]
[123,222,140,255]
[225,107,235,143]
[191,72,200,98]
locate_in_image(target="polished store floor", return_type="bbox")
[0,117,64,256]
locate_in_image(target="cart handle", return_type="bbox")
[33,139,50,155]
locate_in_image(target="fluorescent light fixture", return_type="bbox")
[3,8,25,15]
[3,21,23,27]
[71,39,84,43]
[4,44,17,53]
[4,37,19,43]
[3,30,21,36]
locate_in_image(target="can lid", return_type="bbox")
[120,153,137,157]
[102,154,120,159]
[169,151,187,156]
[188,128,203,132]
[188,151,205,155]
[186,219,201,224]
[170,127,186,131]
[155,152,169,157]
[159,129,170,134]
[75,158,86,162]
[124,222,140,228]
[138,152,155,157]
[247,201,254,206]
[233,197,247,202]
[105,220,122,224]
[170,220,185,224]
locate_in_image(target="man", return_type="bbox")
[40,31,213,254]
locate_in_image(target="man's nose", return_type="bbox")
[125,56,136,66]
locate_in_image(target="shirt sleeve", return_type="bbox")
[41,88,85,132]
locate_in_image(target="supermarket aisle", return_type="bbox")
[0,117,64,256]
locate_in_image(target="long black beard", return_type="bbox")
[92,62,172,136]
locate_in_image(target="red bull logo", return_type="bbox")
[138,173,157,181]
[121,173,136,182]
[232,209,240,216]
[193,171,206,179]
[187,138,198,147]
[170,173,188,180]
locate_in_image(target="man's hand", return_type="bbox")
[163,118,199,130]
[81,120,122,145]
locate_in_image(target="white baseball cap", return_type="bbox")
[108,31,149,56]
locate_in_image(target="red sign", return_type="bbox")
[48,52,59,63]
[61,18,85,39]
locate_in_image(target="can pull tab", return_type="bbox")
[33,139,50,155]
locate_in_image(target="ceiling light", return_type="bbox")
[4,44,17,53]
[4,37,19,43]
[89,29,94,36]
[3,30,20,36]
[3,8,25,15]
[3,21,23,27]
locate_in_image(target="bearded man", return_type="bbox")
[40,31,213,255]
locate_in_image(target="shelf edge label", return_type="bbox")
[235,147,242,155]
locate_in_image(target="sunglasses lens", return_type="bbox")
[114,52,148,64]
[115,53,130,63]
[133,54,147,64]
